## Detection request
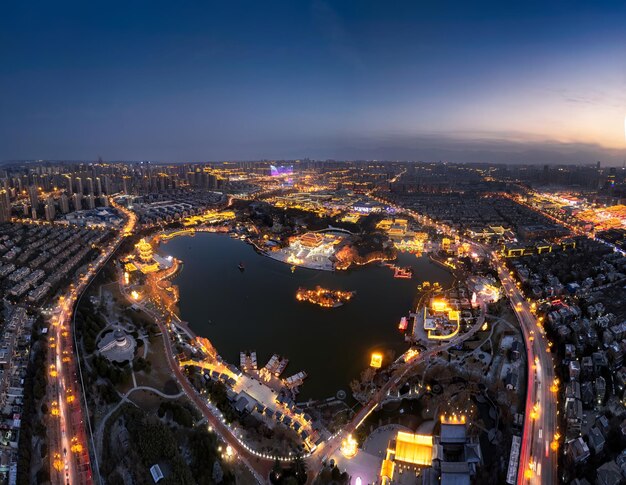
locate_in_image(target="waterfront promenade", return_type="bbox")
[116,228,456,483]
[121,288,272,483]
[305,300,487,480]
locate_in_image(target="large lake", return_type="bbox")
[162,233,453,399]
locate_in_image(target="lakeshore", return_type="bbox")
[161,232,453,399]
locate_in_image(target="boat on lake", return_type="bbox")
[393,266,413,279]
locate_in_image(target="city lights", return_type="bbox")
[340,434,358,458]
[370,352,383,368]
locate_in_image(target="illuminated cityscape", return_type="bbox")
[2,2,626,485]
[0,157,623,485]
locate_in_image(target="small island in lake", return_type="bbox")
[295,286,356,308]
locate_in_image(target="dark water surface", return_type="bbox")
[162,233,453,399]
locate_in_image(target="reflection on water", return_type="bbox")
[164,233,453,399]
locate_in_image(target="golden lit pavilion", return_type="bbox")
[380,431,434,484]
[135,238,153,262]
[394,432,434,465]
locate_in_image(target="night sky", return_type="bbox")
[2,0,626,163]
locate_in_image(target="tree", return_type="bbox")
[212,460,224,483]
[291,454,307,484]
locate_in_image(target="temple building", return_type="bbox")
[136,238,153,262]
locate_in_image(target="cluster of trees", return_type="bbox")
[133,356,151,373]
[487,300,506,316]
[95,261,116,285]
[76,303,107,354]
[205,380,238,423]
[270,455,308,485]
[314,464,350,485]
[101,401,234,485]
[124,308,159,338]
[125,407,195,484]
[243,201,387,240]
[187,427,235,485]
[30,341,48,403]
[349,367,377,403]
[92,354,131,386]
[97,382,121,404]
[16,315,50,485]
[157,401,195,428]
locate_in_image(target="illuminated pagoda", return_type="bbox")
[136,238,153,263]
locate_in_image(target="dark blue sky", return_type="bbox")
[2,0,626,163]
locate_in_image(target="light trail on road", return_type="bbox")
[494,257,558,485]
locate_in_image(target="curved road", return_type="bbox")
[130,295,272,483]
[494,256,558,485]
[371,192,558,484]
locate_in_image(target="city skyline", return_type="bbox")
[2,0,626,164]
[4,2,626,483]
[1,159,625,484]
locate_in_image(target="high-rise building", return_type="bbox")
[2,186,9,208]
[0,190,10,223]
[28,185,39,211]
[73,192,82,211]
[65,174,73,193]
[44,197,55,221]
[86,194,96,209]
[75,177,83,195]
[95,177,102,196]
[103,175,112,195]
[86,177,94,195]
[60,193,70,214]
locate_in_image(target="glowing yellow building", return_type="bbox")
[387,219,409,238]
[419,298,461,341]
[376,219,393,231]
[380,431,434,484]
[394,432,434,465]
[370,352,383,368]
[136,238,153,262]
[431,299,448,313]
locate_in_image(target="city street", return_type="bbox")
[48,200,137,484]
[378,193,560,485]
[495,257,558,485]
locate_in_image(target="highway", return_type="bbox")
[49,269,103,484]
[48,198,274,484]
[494,255,558,485]
[48,198,137,485]
[371,192,560,484]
